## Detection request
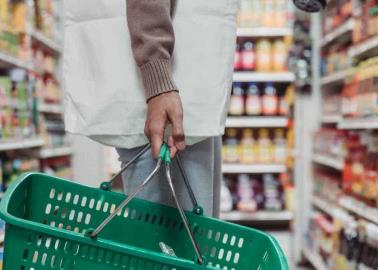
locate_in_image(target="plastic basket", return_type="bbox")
[0,146,289,270]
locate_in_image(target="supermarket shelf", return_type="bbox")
[349,35,378,59]
[40,146,73,159]
[220,210,293,222]
[0,51,32,70]
[321,114,342,124]
[338,117,378,130]
[38,103,63,114]
[320,19,354,48]
[320,70,350,86]
[339,196,378,225]
[225,116,288,128]
[312,196,338,217]
[233,72,295,82]
[302,247,328,270]
[222,163,287,174]
[237,27,293,37]
[0,137,44,151]
[312,154,344,170]
[30,29,62,54]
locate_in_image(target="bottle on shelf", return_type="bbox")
[236,174,258,212]
[234,43,242,71]
[262,83,278,116]
[223,128,240,164]
[237,0,253,27]
[263,173,284,211]
[229,83,245,116]
[240,128,257,164]
[245,83,261,115]
[273,39,288,72]
[274,128,287,164]
[256,39,272,72]
[258,128,273,163]
[241,41,256,71]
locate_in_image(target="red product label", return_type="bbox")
[241,51,256,70]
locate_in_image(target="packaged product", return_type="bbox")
[258,128,273,163]
[240,129,257,164]
[272,39,287,71]
[273,128,287,164]
[262,83,278,115]
[223,128,240,163]
[229,83,245,116]
[256,39,272,72]
[245,83,261,115]
[241,41,256,71]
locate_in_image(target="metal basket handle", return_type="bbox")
[99,144,202,214]
[89,144,204,265]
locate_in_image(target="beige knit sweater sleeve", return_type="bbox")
[126,0,178,101]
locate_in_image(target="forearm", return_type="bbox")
[126,0,178,101]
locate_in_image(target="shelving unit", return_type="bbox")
[40,146,73,159]
[233,71,295,82]
[312,154,344,170]
[29,29,62,54]
[338,196,378,225]
[0,138,45,152]
[348,34,378,58]
[220,210,293,222]
[222,163,287,174]
[320,18,354,47]
[226,116,288,128]
[338,117,378,130]
[302,247,328,270]
[321,114,341,124]
[312,196,337,217]
[237,27,293,37]
[38,103,63,114]
[298,3,378,268]
[0,51,32,70]
[320,69,351,86]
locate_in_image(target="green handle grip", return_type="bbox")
[158,143,171,164]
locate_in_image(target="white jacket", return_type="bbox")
[63,0,238,148]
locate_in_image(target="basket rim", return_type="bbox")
[0,172,289,269]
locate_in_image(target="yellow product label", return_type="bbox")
[241,146,255,164]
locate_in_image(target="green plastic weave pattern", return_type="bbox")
[0,173,289,270]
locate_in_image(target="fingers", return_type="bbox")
[168,135,178,158]
[145,120,165,159]
[167,107,186,151]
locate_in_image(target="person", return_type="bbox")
[63,0,238,217]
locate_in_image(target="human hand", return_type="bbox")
[145,91,186,159]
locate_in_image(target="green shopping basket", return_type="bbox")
[0,144,289,270]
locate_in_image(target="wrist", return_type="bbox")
[140,59,178,101]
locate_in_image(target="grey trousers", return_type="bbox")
[116,136,222,217]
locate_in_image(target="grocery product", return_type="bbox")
[258,128,273,163]
[229,83,245,116]
[223,128,240,163]
[240,128,257,164]
[237,0,253,27]
[245,83,261,115]
[262,83,278,115]
[273,39,288,71]
[256,39,272,71]
[263,173,284,211]
[241,41,256,71]
[273,129,287,164]
[236,174,258,212]
[220,179,233,212]
[234,43,242,71]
